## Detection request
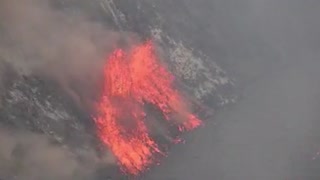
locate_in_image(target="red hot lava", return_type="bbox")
[94,40,202,175]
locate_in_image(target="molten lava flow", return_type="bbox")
[95,40,202,175]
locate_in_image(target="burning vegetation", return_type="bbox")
[94,40,202,175]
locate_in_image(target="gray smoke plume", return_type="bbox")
[0,128,116,180]
[0,0,122,179]
[0,0,128,110]
[142,0,320,179]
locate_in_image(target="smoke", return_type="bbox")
[142,0,320,179]
[0,0,126,179]
[0,0,129,110]
[0,127,116,180]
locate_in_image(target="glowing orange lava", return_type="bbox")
[95,40,202,175]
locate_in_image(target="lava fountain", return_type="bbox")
[94,40,202,175]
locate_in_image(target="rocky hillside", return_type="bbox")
[0,0,237,179]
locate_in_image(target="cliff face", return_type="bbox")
[0,0,236,179]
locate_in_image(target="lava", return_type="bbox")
[94,40,202,175]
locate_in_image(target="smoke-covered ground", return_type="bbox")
[0,1,121,179]
[0,0,127,110]
[0,128,111,180]
[1,0,320,179]
[143,0,320,179]
[143,57,320,180]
